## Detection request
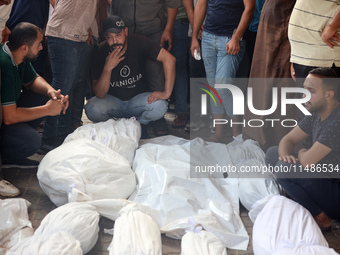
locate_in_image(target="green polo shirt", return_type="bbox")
[0,42,37,106]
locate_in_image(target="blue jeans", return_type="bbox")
[265,146,340,218]
[170,19,189,114]
[43,36,86,139]
[0,89,47,162]
[202,31,245,116]
[84,92,168,125]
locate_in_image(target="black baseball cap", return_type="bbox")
[103,15,126,35]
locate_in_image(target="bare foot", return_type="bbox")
[314,211,332,230]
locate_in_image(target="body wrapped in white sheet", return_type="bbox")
[131,136,252,250]
[37,139,136,206]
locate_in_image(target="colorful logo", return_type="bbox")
[198,82,222,106]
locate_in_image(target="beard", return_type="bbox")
[109,40,126,52]
[23,51,39,62]
[304,101,324,113]
[24,49,40,62]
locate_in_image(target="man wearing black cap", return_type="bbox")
[85,15,176,138]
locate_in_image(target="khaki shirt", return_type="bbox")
[46,0,97,42]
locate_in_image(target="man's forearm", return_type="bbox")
[3,105,50,125]
[183,0,194,26]
[27,76,54,97]
[163,61,175,98]
[192,0,207,39]
[278,136,295,157]
[233,0,255,41]
[93,69,112,98]
[329,8,340,31]
[164,7,178,32]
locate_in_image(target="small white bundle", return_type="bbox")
[34,202,100,254]
[181,230,227,255]
[6,231,82,255]
[109,205,162,255]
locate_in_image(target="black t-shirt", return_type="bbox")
[299,104,340,168]
[93,34,161,101]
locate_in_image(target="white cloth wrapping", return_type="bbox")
[238,170,280,212]
[88,199,162,226]
[0,198,33,254]
[37,139,136,206]
[253,196,332,255]
[181,229,227,255]
[227,140,281,221]
[6,231,82,255]
[34,202,100,254]
[131,136,251,250]
[108,204,162,255]
[271,245,339,255]
[64,118,141,165]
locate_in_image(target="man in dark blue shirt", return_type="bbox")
[190,0,255,142]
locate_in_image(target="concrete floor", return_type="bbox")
[1,109,339,254]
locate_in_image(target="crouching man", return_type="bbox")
[265,67,340,231]
[85,15,176,138]
[0,22,69,197]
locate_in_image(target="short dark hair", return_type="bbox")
[8,22,42,51]
[309,67,338,99]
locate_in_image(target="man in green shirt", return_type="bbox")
[0,22,69,197]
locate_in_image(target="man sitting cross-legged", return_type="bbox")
[265,67,340,231]
[85,15,176,138]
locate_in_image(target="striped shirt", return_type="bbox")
[288,0,340,67]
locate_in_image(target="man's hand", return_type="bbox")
[47,88,61,100]
[198,25,204,40]
[279,154,299,164]
[47,89,69,114]
[322,24,340,48]
[104,46,125,72]
[160,28,173,51]
[86,28,94,46]
[290,63,296,81]
[225,37,240,55]
[60,95,69,114]
[190,37,200,59]
[147,91,170,104]
[45,99,65,116]
[1,26,10,44]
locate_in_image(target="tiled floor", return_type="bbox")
[1,110,339,254]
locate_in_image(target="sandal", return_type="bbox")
[172,113,188,128]
[152,117,169,136]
